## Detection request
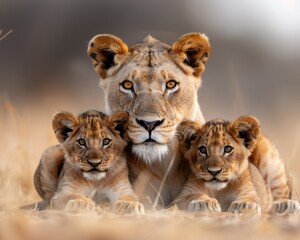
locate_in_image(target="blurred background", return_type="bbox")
[0,0,300,208]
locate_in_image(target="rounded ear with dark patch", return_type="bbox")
[176,120,202,151]
[52,112,78,143]
[108,111,129,140]
[172,32,211,78]
[230,116,260,151]
[87,34,128,79]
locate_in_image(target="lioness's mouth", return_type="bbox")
[87,168,108,173]
[144,138,156,143]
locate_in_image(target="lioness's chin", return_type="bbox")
[204,180,228,191]
[83,172,106,181]
[132,143,169,164]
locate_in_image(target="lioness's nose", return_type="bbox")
[136,118,165,132]
[207,168,222,176]
[87,159,102,167]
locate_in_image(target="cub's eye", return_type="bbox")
[77,138,86,147]
[121,80,133,90]
[224,145,233,154]
[102,138,111,147]
[166,80,178,90]
[198,146,207,155]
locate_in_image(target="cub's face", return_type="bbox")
[52,110,128,181]
[178,116,260,190]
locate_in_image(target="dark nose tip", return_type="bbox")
[87,159,101,167]
[207,168,222,176]
[136,118,165,132]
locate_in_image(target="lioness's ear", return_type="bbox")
[52,112,78,143]
[108,111,129,140]
[177,121,202,150]
[172,33,211,78]
[87,34,128,79]
[230,116,260,151]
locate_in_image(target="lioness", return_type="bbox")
[173,117,272,214]
[35,110,144,214]
[34,33,298,212]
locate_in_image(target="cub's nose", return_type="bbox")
[207,168,222,176]
[87,159,102,167]
[136,118,165,132]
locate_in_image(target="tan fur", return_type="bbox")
[34,145,65,202]
[34,110,144,214]
[85,33,211,208]
[173,117,272,214]
[250,134,300,214]
[33,33,298,212]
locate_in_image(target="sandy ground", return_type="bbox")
[1,209,300,240]
[1,99,300,240]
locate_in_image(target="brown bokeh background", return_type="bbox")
[0,0,300,209]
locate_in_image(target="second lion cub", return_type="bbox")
[34,110,144,214]
[173,116,272,214]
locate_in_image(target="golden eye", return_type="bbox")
[121,80,133,90]
[102,138,111,146]
[224,145,233,154]
[77,138,86,147]
[166,80,178,90]
[198,146,207,155]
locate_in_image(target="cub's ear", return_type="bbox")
[52,112,78,143]
[230,116,260,151]
[176,121,202,150]
[87,34,128,79]
[108,111,129,140]
[172,33,211,78]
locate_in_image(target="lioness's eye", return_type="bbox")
[198,146,207,155]
[121,80,133,90]
[77,138,86,147]
[102,138,111,146]
[224,145,233,154]
[166,80,178,90]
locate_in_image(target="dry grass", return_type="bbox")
[0,29,13,42]
[1,98,300,240]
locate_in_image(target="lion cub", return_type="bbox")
[173,116,272,214]
[34,110,144,214]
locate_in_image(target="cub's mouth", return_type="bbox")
[202,176,229,183]
[207,178,228,183]
[87,168,108,173]
[201,175,230,191]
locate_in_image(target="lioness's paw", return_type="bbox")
[270,200,300,215]
[228,201,261,214]
[113,200,145,215]
[188,198,221,213]
[65,198,96,212]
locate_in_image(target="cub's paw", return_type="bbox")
[270,199,300,215]
[113,200,145,215]
[228,201,261,214]
[65,198,96,212]
[188,198,221,213]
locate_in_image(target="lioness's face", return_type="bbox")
[52,111,128,180]
[178,117,260,190]
[105,62,200,163]
[88,33,211,163]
